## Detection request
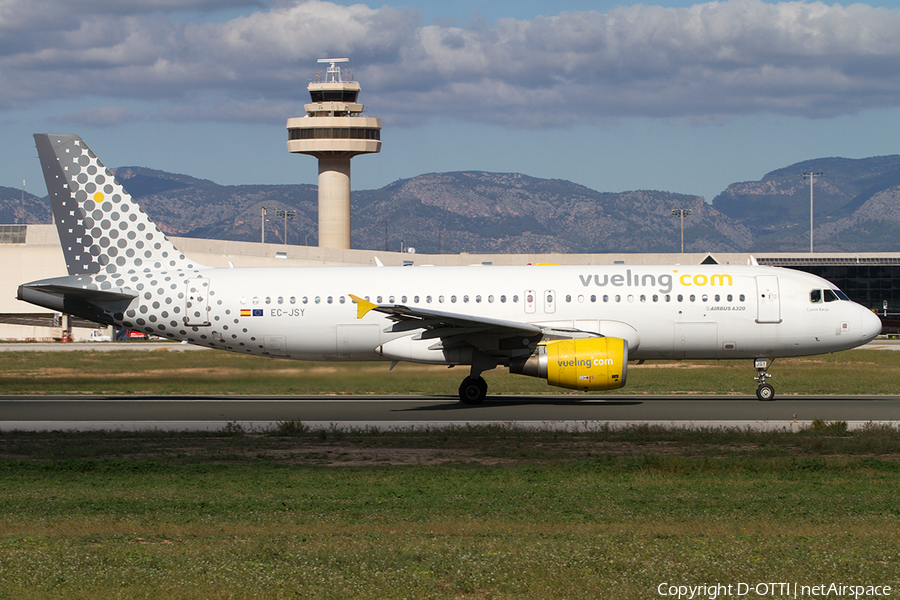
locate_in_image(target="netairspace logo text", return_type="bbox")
[657,582,892,599]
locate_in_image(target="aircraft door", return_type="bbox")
[755,275,782,324]
[544,290,556,314]
[525,290,536,314]
[184,277,211,326]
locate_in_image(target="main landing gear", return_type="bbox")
[754,357,775,401]
[459,376,488,405]
[458,352,496,405]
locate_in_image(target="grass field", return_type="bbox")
[1,347,899,396]
[2,425,900,599]
[1,349,899,598]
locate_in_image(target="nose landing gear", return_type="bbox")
[754,357,775,401]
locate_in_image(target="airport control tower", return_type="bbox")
[286,58,382,249]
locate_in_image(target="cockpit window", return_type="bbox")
[834,289,850,301]
[823,289,839,302]
[810,289,822,303]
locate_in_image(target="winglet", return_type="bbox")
[350,294,378,319]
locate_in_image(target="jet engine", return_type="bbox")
[510,337,628,391]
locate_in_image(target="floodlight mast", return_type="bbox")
[671,208,692,253]
[802,171,823,253]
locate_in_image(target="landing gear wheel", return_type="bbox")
[756,383,775,401]
[459,376,488,405]
[753,358,775,401]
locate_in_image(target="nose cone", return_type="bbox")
[860,307,883,344]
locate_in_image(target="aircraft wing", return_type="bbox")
[349,294,598,346]
[350,294,542,334]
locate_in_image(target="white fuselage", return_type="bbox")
[115,263,879,363]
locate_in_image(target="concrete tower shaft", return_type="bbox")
[286,59,382,249]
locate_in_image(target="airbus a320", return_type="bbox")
[19,134,883,403]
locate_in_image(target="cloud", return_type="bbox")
[2,0,899,127]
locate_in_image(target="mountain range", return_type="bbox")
[3,154,900,254]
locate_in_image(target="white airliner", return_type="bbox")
[19,134,882,403]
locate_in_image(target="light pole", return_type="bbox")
[260,207,267,244]
[802,172,822,253]
[275,209,296,244]
[671,208,692,253]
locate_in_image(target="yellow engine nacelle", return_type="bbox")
[510,337,628,391]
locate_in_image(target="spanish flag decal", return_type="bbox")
[240,309,252,317]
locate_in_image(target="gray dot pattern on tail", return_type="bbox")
[51,136,196,275]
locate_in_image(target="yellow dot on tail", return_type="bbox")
[93,192,104,202]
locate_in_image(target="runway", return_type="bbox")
[1,394,898,431]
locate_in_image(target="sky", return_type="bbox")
[2,0,900,205]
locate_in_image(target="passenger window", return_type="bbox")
[315,296,321,304]
[377,296,383,303]
[824,289,839,302]
[739,294,745,302]
[578,295,584,303]
[240,297,247,305]
[512,295,519,303]
[590,295,597,303]
[701,294,708,302]
[714,294,719,302]
[615,295,621,303]
[603,295,609,303]
[486,295,492,303]
[327,296,333,304]
[500,295,507,303]
[252,297,259,305]
[640,295,646,302]
[652,295,658,302]
[414,296,419,303]
[677,295,683,302]
[451,295,457,303]
[689,295,696,302]
[426,295,432,303]
[810,289,822,303]
[389,296,395,303]
[439,295,445,303]
[302,296,308,304]
[665,295,671,302]
[290,296,296,304]
[265,297,271,304]
[463,295,469,303]
[340,296,346,304]
[727,294,733,302]
[277,297,284,304]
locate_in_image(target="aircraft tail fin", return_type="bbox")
[33,133,205,275]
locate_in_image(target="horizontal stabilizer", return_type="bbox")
[17,277,138,325]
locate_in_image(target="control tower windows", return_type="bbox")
[289,128,381,141]
[309,90,359,103]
